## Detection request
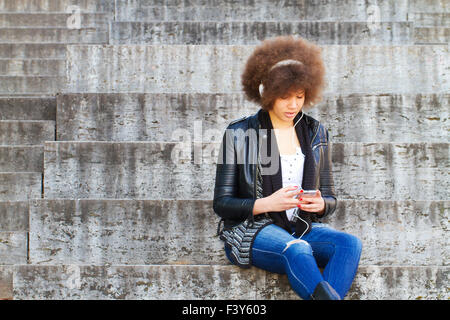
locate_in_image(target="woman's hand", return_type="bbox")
[298,189,325,214]
[264,185,303,212]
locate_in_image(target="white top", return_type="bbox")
[280,146,305,221]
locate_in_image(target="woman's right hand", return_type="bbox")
[265,185,302,212]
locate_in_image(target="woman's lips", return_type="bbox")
[285,112,296,118]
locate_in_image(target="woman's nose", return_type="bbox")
[287,97,297,108]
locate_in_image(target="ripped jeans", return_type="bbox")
[224,222,362,300]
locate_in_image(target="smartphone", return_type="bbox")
[294,188,316,199]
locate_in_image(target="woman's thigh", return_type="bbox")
[250,223,312,274]
[301,223,362,267]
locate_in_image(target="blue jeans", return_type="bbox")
[224,222,362,300]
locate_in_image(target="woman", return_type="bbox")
[213,36,362,300]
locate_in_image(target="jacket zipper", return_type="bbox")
[254,123,261,200]
[312,142,326,152]
[250,123,261,224]
[310,122,319,149]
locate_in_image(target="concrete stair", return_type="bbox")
[0,0,114,13]
[113,0,410,22]
[41,140,448,201]
[0,0,448,300]
[0,2,112,95]
[0,265,447,300]
[64,44,448,94]
[22,199,447,266]
[109,21,414,45]
[54,92,448,143]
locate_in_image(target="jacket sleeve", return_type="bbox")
[317,127,337,219]
[213,126,256,222]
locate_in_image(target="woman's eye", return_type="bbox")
[297,96,304,99]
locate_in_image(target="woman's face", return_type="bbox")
[269,88,305,126]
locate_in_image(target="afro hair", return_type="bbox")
[241,35,326,111]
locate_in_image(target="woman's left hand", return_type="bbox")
[297,189,325,214]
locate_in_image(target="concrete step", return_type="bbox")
[0,43,66,59]
[56,92,449,143]
[0,0,114,13]
[24,198,449,266]
[114,0,408,22]
[0,120,54,145]
[0,145,43,171]
[0,76,64,94]
[0,172,41,200]
[0,96,56,120]
[64,44,449,94]
[0,264,447,299]
[110,21,413,45]
[0,59,65,76]
[42,141,449,201]
[409,13,450,26]
[414,26,450,44]
[0,28,108,44]
[0,13,110,27]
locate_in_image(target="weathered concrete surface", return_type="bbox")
[43,141,216,199]
[0,59,65,76]
[308,93,449,143]
[0,232,27,264]
[43,141,449,200]
[0,200,29,231]
[0,28,108,44]
[0,146,43,172]
[0,44,66,59]
[0,76,65,94]
[414,27,450,44]
[65,45,449,94]
[409,13,450,26]
[327,200,449,266]
[408,0,449,13]
[9,265,449,300]
[0,201,29,266]
[29,199,226,265]
[29,199,448,266]
[0,0,114,12]
[348,266,449,300]
[56,92,260,142]
[0,265,13,299]
[331,142,449,201]
[0,97,56,120]
[110,21,413,45]
[0,120,54,145]
[56,92,449,143]
[0,172,41,200]
[0,13,109,28]
[114,0,408,22]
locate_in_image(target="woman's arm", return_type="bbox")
[316,127,337,218]
[213,127,257,221]
[252,197,273,215]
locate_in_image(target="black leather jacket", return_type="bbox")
[213,108,337,229]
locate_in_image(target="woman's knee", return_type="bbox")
[339,233,363,254]
[281,238,313,257]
